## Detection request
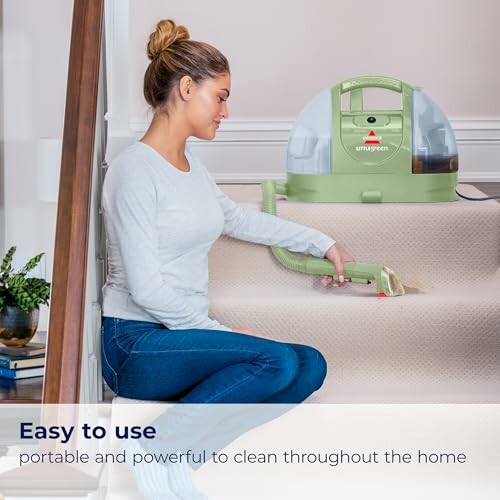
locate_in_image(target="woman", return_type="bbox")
[101,19,355,498]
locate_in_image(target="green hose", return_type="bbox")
[261,180,338,275]
[260,180,405,296]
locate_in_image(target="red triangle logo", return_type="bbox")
[364,130,380,145]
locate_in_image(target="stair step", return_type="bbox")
[207,183,500,402]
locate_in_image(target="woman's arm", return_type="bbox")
[201,166,336,258]
[200,164,356,285]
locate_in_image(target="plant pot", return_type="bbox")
[0,306,40,347]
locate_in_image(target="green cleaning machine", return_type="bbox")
[259,75,459,296]
[283,75,458,203]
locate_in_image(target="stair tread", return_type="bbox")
[220,182,494,205]
[211,280,498,299]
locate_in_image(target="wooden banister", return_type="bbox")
[43,0,104,403]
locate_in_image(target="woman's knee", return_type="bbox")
[299,345,328,391]
[259,342,300,393]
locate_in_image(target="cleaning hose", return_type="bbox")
[261,180,405,296]
[261,180,349,276]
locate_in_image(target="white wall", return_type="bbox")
[1,0,73,328]
[0,0,5,253]
[127,0,500,122]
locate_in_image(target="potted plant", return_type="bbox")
[0,246,50,347]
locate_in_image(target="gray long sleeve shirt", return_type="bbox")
[101,142,336,331]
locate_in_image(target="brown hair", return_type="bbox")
[144,19,230,111]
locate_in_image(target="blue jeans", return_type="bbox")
[101,317,327,404]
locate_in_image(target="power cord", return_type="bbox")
[455,189,500,201]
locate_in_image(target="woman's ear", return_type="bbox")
[179,75,193,101]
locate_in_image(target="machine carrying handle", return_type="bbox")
[340,76,404,94]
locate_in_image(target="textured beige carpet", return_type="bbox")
[209,184,500,403]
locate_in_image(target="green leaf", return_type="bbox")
[18,252,44,276]
[0,264,50,312]
[0,246,16,279]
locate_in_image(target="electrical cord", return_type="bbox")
[455,189,500,201]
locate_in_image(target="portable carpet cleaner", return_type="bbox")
[261,75,467,297]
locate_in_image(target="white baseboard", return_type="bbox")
[107,119,500,183]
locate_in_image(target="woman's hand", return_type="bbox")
[321,243,356,288]
[232,326,272,340]
[232,326,258,335]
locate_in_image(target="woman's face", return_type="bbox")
[185,73,231,140]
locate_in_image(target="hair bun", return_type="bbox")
[147,19,190,61]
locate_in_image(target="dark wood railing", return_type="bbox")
[43,0,104,403]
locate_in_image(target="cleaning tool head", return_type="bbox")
[305,260,404,297]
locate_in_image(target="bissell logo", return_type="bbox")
[356,130,389,152]
[363,130,381,144]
